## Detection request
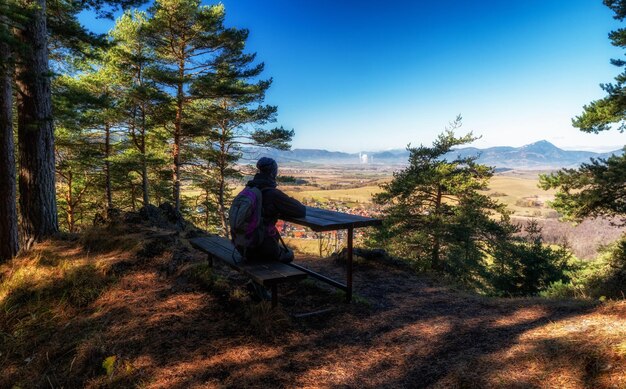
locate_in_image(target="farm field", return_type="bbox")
[483,171,558,218]
[286,185,382,206]
[273,165,624,259]
[281,166,554,214]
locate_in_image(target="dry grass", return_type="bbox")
[482,171,557,217]
[1,223,624,388]
[283,236,332,257]
[287,185,382,205]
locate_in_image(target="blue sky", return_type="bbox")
[81,0,625,152]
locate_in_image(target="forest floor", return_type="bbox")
[1,212,625,388]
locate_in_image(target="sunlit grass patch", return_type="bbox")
[0,237,122,386]
[0,245,113,311]
[283,237,327,257]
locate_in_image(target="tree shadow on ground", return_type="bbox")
[2,238,622,388]
[126,254,615,389]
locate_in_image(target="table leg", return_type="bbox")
[271,284,278,308]
[347,226,353,303]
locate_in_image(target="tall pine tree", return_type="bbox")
[107,10,170,207]
[540,0,626,225]
[53,71,112,230]
[14,0,59,248]
[0,1,19,260]
[190,28,293,234]
[8,0,146,247]
[146,0,235,212]
[373,118,512,284]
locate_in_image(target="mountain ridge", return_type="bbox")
[246,140,624,169]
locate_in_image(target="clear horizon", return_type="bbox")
[80,0,625,153]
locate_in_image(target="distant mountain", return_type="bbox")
[243,140,624,169]
[444,140,623,169]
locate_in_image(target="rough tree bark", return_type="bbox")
[172,75,183,212]
[431,184,443,271]
[104,123,113,210]
[15,0,58,248]
[0,39,19,261]
[139,101,149,206]
[217,127,228,236]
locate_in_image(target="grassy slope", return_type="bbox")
[1,221,624,388]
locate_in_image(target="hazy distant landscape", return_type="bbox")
[246,140,624,169]
[245,139,625,262]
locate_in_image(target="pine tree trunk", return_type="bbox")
[0,40,19,261]
[141,154,149,206]
[140,105,149,206]
[65,171,75,233]
[172,60,184,212]
[217,126,229,236]
[15,0,59,248]
[217,160,228,236]
[172,128,180,210]
[204,188,210,229]
[130,182,137,211]
[431,185,443,271]
[104,124,112,210]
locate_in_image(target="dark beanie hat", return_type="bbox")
[257,157,278,178]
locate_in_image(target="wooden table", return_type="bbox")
[281,206,382,302]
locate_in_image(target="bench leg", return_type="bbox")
[207,254,213,267]
[347,226,353,303]
[271,284,278,308]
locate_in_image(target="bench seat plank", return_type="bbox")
[189,236,307,287]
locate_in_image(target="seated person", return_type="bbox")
[244,157,306,263]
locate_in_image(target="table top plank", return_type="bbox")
[282,206,382,231]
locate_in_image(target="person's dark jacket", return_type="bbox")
[246,173,306,228]
[241,172,304,262]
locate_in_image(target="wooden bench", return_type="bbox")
[189,236,307,307]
